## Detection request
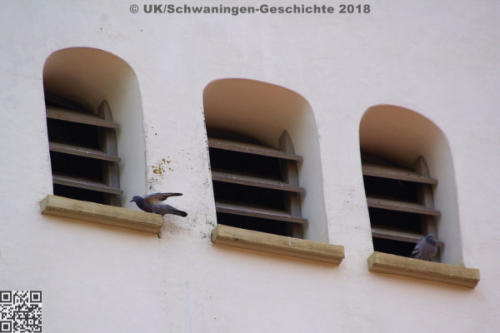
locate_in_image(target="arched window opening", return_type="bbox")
[43,47,146,208]
[203,78,328,241]
[360,105,463,265]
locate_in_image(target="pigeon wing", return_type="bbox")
[151,204,188,217]
[145,192,183,204]
[411,237,426,258]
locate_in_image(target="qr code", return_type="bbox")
[0,291,42,333]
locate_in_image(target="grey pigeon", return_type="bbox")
[411,234,438,261]
[130,193,187,217]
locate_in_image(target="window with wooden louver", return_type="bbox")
[361,153,443,260]
[208,130,307,238]
[45,95,122,206]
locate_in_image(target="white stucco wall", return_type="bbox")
[1,1,499,332]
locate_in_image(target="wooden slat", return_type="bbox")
[415,157,437,236]
[47,106,118,129]
[279,131,304,238]
[372,227,424,244]
[372,227,443,247]
[367,197,441,216]
[208,138,302,162]
[215,202,308,224]
[211,170,304,193]
[97,101,121,206]
[49,142,120,162]
[363,163,437,185]
[53,174,122,195]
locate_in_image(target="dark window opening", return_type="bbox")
[213,182,286,211]
[369,208,423,234]
[363,176,419,203]
[373,238,416,257]
[207,128,261,144]
[209,148,283,180]
[45,93,90,112]
[53,184,106,205]
[50,152,104,182]
[47,119,102,149]
[216,213,290,237]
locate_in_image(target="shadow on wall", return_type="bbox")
[43,47,146,208]
[360,105,463,265]
[203,78,329,242]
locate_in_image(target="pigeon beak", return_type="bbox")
[129,199,134,202]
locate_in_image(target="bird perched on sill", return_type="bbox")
[411,234,438,261]
[130,193,188,217]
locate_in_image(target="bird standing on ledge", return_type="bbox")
[130,193,188,217]
[411,234,438,261]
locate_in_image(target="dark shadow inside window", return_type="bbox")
[213,181,286,211]
[45,94,90,112]
[363,176,418,202]
[53,184,106,204]
[209,148,282,180]
[369,208,423,234]
[216,213,289,236]
[373,238,415,257]
[47,119,102,150]
[50,152,104,182]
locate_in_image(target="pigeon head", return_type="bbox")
[426,234,436,244]
[130,195,142,203]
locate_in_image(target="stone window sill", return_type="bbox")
[368,251,480,288]
[40,195,163,233]
[211,225,344,265]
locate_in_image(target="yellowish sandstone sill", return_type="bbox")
[211,224,344,265]
[368,251,480,288]
[40,195,163,233]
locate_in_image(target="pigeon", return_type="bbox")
[130,193,188,217]
[411,234,438,261]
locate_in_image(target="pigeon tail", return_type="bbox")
[169,207,188,217]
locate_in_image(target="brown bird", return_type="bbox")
[130,193,187,217]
